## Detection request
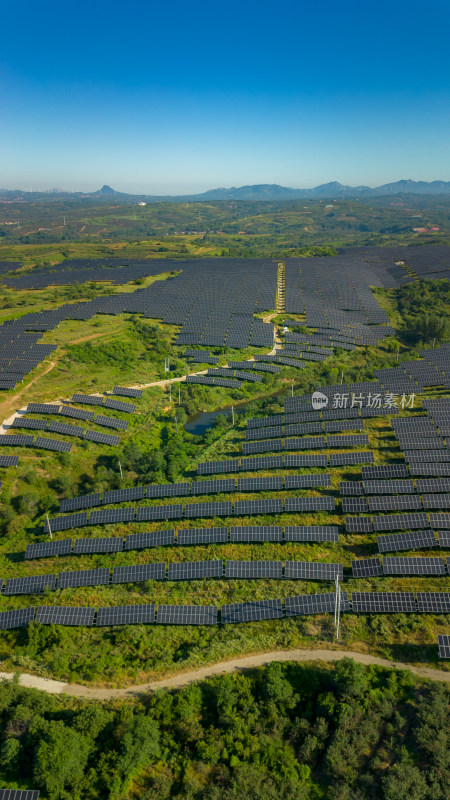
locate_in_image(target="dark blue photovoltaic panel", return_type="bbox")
[124,530,175,550]
[221,599,283,624]
[177,528,228,545]
[0,607,35,629]
[157,605,218,625]
[285,592,349,616]
[96,605,155,626]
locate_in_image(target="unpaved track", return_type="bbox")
[1,649,449,700]
[0,361,56,420]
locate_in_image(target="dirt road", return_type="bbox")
[1,648,448,700]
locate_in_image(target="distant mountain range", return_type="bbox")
[2,179,450,203]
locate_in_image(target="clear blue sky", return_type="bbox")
[1,0,450,194]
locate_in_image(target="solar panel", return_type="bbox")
[0,435,34,448]
[327,434,369,447]
[73,536,123,554]
[284,454,328,467]
[285,592,349,616]
[0,790,40,799]
[146,483,191,498]
[284,526,339,542]
[34,436,73,453]
[404,450,450,463]
[428,513,450,528]
[125,529,175,549]
[368,496,423,512]
[342,498,369,513]
[72,393,104,406]
[89,507,135,525]
[243,439,283,455]
[237,477,283,492]
[190,479,236,495]
[284,436,326,451]
[44,513,87,533]
[372,512,430,531]
[36,605,95,626]
[234,498,283,515]
[225,560,283,579]
[383,556,445,575]
[57,567,110,588]
[230,525,283,542]
[47,421,84,438]
[94,414,128,430]
[60,405,94,421]
[157,604,218,625]
[377,530,437,553]
[437,634,450,658]
[136,504,183,521]
[340,481,365,495]
[221,599,283,623]
[285,561,343,581]
[284,497,335,512]
[351,592,417,613]
[103,487,146,504]
[177,527,229,545]
[4,574,57,595]
[84,430,120,446]
[284,474,331,489]
[11,417,48,430]
[25,538,73,560]
[416,478,450,493]
[239,456,284,470]
[422,494,450,509]
[0,607,35,630]
[96,604,155,626]
[351,557,383,578]
[184,501,233,518]
[361,464,409,479]
[329,452,374,466]
[364,480,416,494]
[27,402,61,414]
[111,563,166,583]
[168,560,223,580]
[0,455,19,467]
[112,386,143,398]
[416,593,450,613]
[409,463,450,476]
[103,397,136,413]
[60,493,102,512]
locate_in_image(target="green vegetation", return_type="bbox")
[0,660,449,799]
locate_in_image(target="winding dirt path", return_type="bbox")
[1,649,448,699]
[0,360,56,421]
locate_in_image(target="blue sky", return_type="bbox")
[1,0,450,194]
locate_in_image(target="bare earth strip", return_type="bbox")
[0,649,449,699]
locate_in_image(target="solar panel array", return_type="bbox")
[26,523,341,560]
[198,451,373,474]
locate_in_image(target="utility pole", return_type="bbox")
[291,382,294,397]
[334,575,342,639]
[432,338,436,349]
[231,405,235,426]
[118,460,123,479]
[46,514,52,539]
[396,346,400,363]
[169,384,172,402]
[340,370,344,384]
